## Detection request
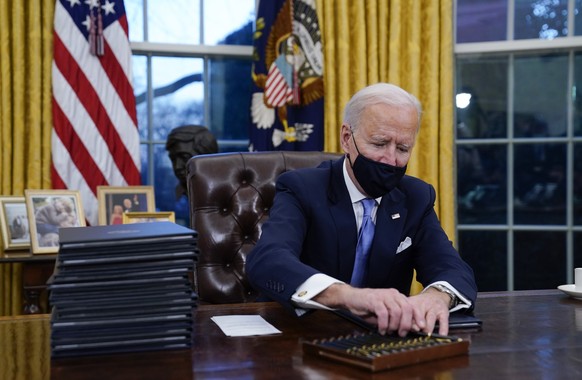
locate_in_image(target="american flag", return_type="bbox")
[51,0,140,226]
[265,55,294,107]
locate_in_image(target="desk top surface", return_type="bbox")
[2,289,581,380]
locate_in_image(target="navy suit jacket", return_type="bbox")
[245,157,477,310]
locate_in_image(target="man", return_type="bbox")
[122,198,133,213]
[246,83,477,337]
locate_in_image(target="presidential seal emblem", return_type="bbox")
[251,0,324,149]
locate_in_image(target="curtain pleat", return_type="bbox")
[437,0,456,240]
[0,0,54,316]
[317,0,455,294]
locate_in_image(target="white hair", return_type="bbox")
[343,83,422,132]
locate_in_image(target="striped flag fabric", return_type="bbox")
[265,55,294,107]
[250,0,324,151]
[51,0,140,226]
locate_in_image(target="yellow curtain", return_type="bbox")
[316,0,455,294]
[0,0,54,316]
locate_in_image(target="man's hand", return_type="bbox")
[314,284,422,336]
[314,284,451,336]
[408,288,451,335]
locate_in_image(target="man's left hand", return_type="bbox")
[407,288,450,335]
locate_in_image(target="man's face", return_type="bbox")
[340,103,418,190]
[169,143,195,185]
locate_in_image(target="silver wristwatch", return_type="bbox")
[431,284,458,309]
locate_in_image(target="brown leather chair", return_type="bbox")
[186,151,342,304]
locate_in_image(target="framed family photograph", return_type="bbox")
[0,196,31,252]
[97,186,156,225]
[25,190,86,255]
[123,211,176,224]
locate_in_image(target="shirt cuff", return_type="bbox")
[423,280,472,313]
[291,273,344,315]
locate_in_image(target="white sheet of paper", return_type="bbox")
[211,315,282,337]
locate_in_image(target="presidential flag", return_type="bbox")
[51,0,140,226]
[250,0,324,151]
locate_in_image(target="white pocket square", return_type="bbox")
[396,237,412,254]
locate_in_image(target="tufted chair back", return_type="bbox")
[186,151,341,304]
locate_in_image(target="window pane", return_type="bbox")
[152,145,184,224]
[456,56,508,139]
[208,57,253,145]
[458,144,507,224]
[514,54,568,138]
[203,0,254,45]
[125,0,144,42]
[514,0,569,40]
[133,55,148,140]
[575,143,582,224]
[459,230,507,291]
[148,0,200,44]
[513,54,568,225]
[456,0,508,43]
[573,52,582,136]
[575,231,582,267]
[575,0,582,35]
[514,231,566,290]
[139,144,149,185]
[151,57,204,142]
[514,142,566,224]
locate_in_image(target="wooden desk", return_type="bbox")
[2,290,582,379]
[0,254,56,314]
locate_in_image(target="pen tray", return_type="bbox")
[302,331,469,372]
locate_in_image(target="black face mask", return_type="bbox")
[348,133,407,198]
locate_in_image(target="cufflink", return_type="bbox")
[298,290,307,297]
[391,213,400,219]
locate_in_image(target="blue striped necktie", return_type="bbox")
[350,198,376,287]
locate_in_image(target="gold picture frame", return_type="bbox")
[97,186,156,225]
[122,211,176,224]
[25,190,86,255]
[0,196,31,252]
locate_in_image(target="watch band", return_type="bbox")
[431,284,458,309]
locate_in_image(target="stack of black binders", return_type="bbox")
[47,221,198,358]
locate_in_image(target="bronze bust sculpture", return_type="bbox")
[166,125,219,199]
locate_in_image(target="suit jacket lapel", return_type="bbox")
[328,157,359,281]
[367,187,408,286]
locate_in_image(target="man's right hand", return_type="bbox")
[313,283,422,337]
